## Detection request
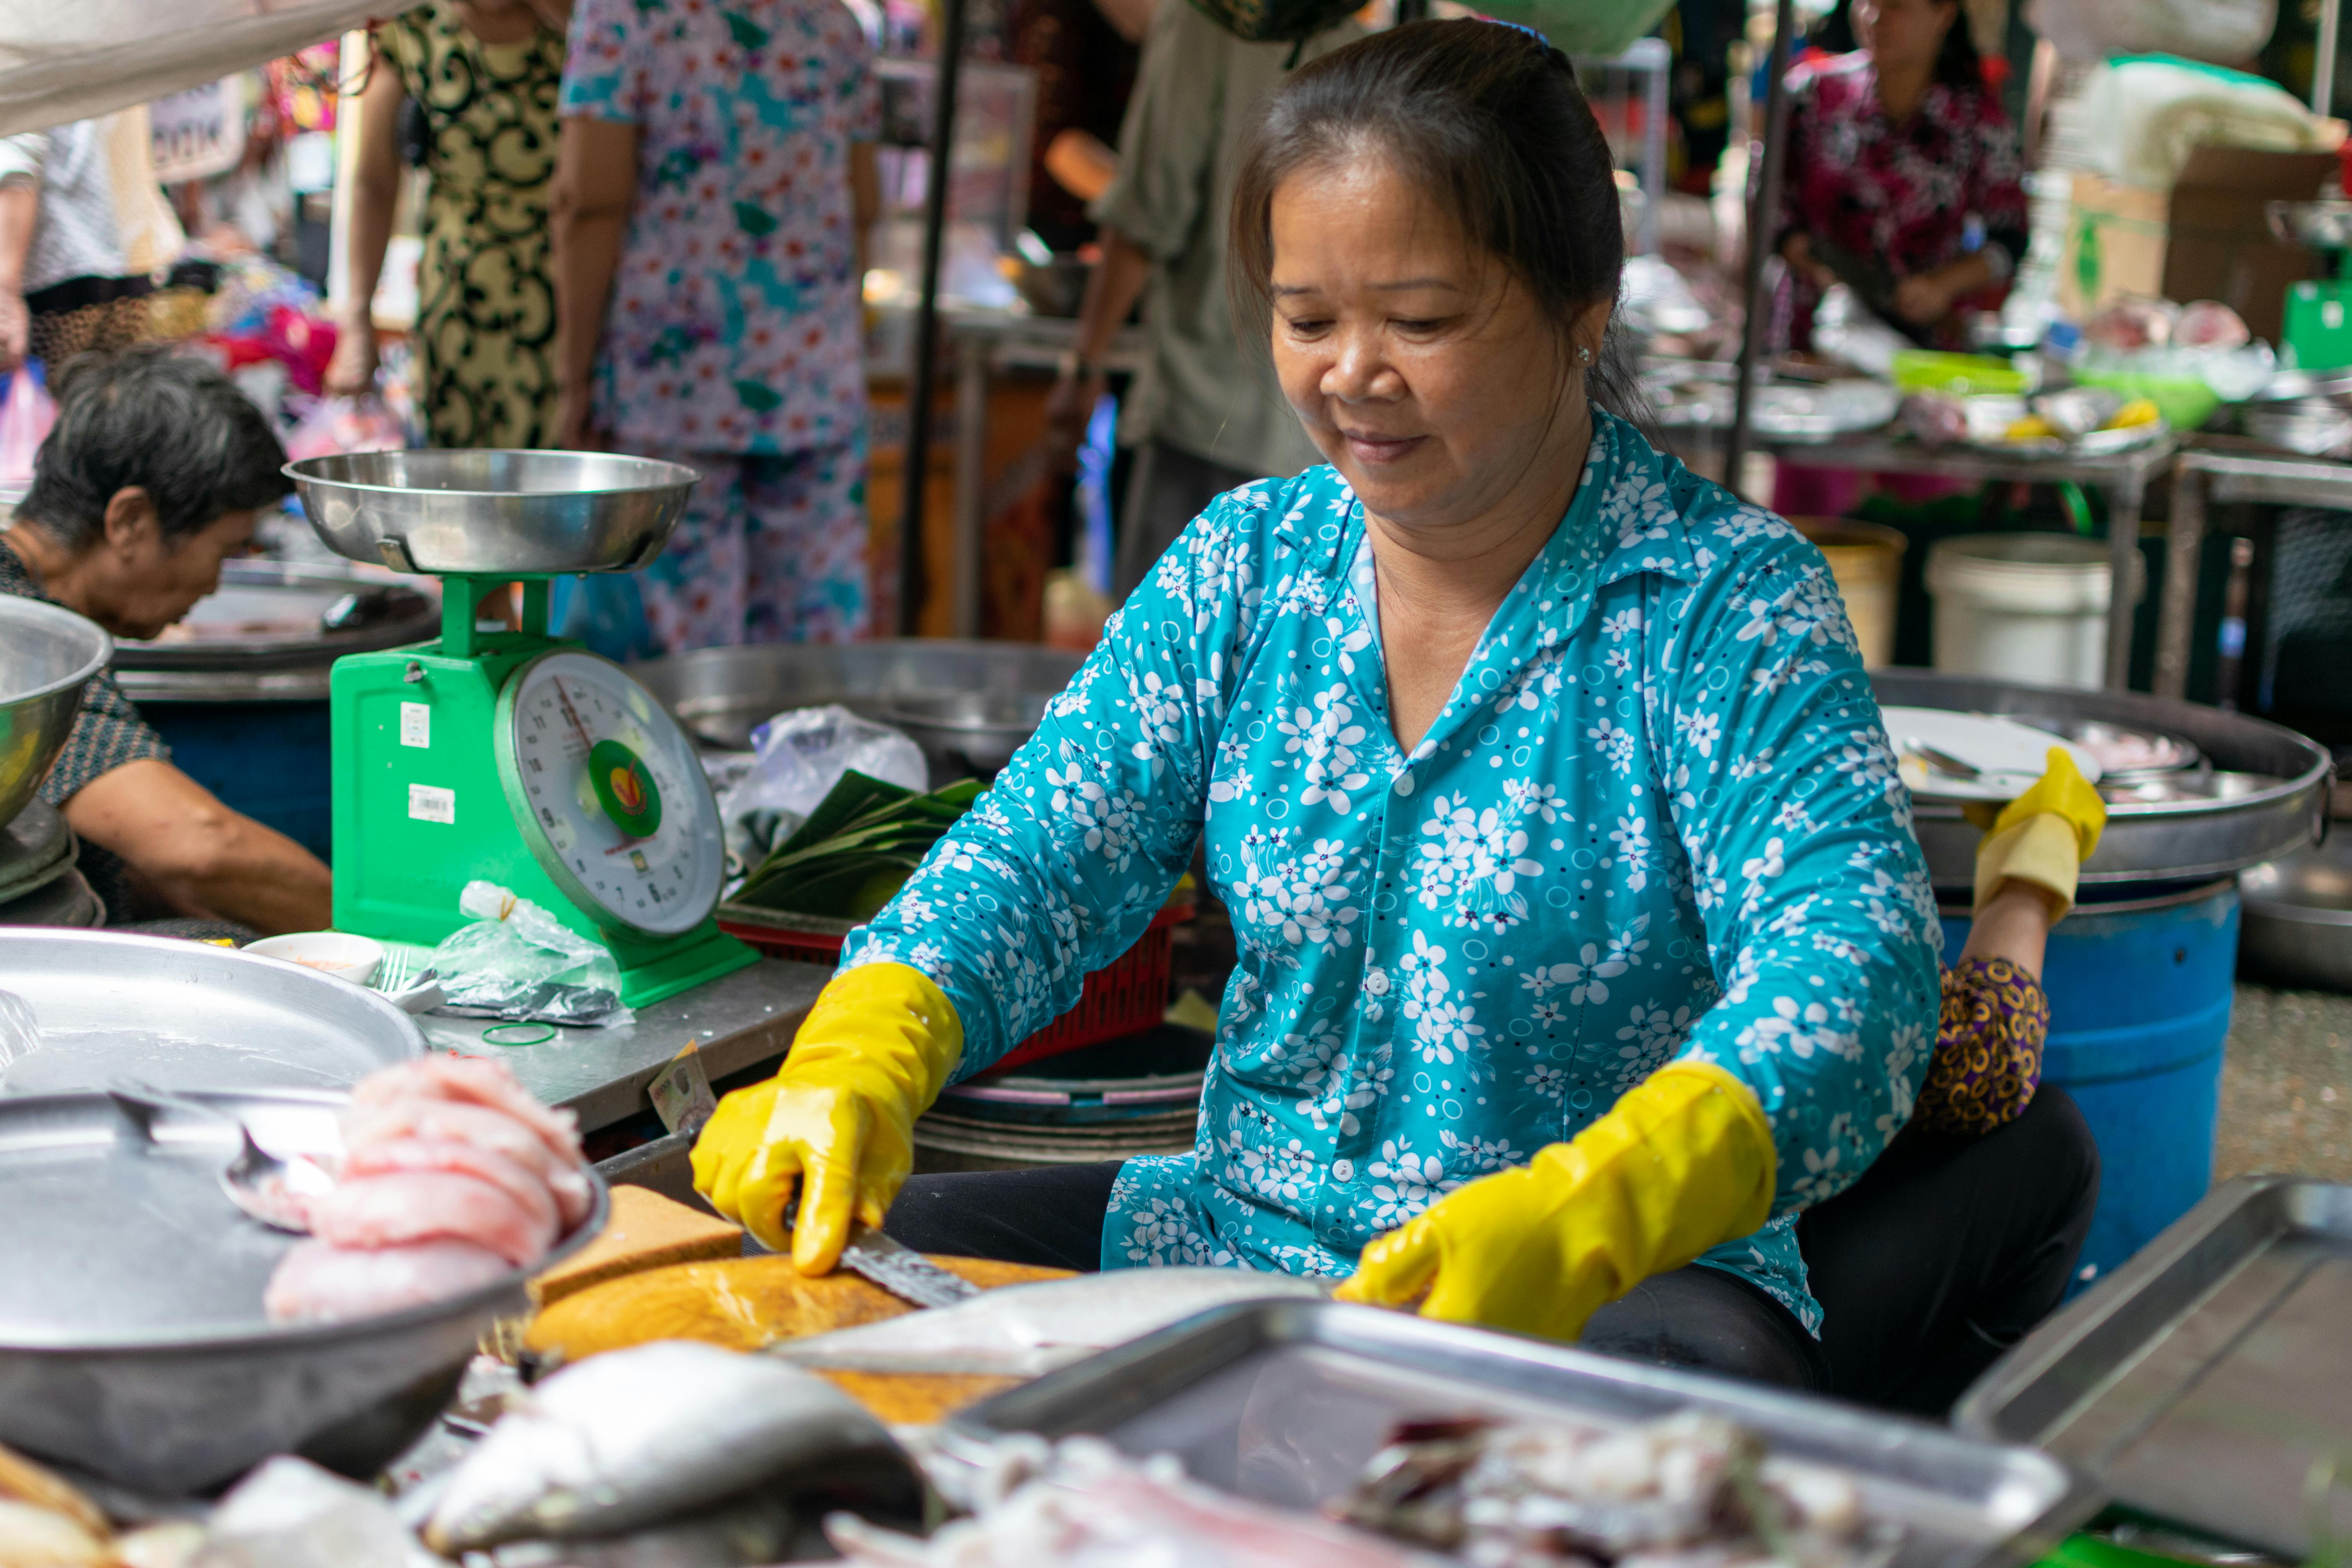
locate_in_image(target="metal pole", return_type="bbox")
[1722,0,1795,503]
[897,0,970,635]
[2316,0,2340,119]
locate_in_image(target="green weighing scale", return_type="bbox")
[2270,198,2352,370]
[285,450,757,1007]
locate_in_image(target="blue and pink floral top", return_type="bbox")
[559,0,878,455]
[846,412,1944,1330]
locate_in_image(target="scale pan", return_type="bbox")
[287,450,699,576]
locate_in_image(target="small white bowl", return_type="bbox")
[245,931,386,987]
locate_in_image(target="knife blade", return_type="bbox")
[837,1226,982,1309]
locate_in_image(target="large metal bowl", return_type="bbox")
[0,595,111,827]
[633,639,1086,753]
[113,558,439,703]
[0,1086,607,1494]
[2240,835,2352,991]
[873,691,1055,781]
[0,929,423,1096]
[286,450,699,576]
[1870,670,2332,889]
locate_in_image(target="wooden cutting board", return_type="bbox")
[524,1252,1074,1425]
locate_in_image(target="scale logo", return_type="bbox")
[587,738,663,839]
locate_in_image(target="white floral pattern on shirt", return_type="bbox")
[844,412,1942,1332]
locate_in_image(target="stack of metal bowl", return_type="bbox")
[0,596,111,926]
[2241,368,2352,458]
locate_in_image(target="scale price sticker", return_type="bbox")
[648,1044,717,1135]
[408,783,456,824]
[400,702,431,748]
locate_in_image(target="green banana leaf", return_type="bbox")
[731,771,984,918]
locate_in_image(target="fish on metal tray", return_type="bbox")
[768,1266,1332,1377]
[425,1340,923,1555]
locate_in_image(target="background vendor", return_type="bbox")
[0,348,332,935]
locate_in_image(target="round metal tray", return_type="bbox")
[287,449,698,576]
[0,1086,607,1493]
[0,800,72,906]
[0,929,423,1096]
[1871,671,2331,888]
[0,866,102,928]
[113,559,439,703]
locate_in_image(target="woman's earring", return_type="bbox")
[1577,345,1593,365]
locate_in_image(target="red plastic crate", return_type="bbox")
[717,902,1195,1073]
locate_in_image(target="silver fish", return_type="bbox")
[425,1341,922,1555]
[770,1267,1332,1377]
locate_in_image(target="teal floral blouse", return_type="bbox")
[845,412,1943,1331]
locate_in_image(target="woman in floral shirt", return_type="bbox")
[695,22,2093,1396]
[552,0,880,650]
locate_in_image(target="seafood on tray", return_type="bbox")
[1337,1411,1891,1568]
[262,1056,597,1325]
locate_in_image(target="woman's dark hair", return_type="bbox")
[1932,0,1986,91]
[1228,19,1646,423]
[16,347,292,553]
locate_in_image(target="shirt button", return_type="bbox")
[1332,1159,1354,1181]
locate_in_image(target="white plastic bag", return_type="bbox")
[712,704,927,869]
[2027,0,2275,67]
[429,881,632,1029]
[0,364,58,490]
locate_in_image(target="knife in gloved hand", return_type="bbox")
[836,1226,982,1308]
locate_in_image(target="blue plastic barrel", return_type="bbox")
[1940,878,2239,1290]
[143,701,334,864]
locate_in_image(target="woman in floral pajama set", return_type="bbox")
[552,0,880,651]
[691,21,2101,1407]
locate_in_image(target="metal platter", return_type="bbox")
[2031,718,2202,782]
[634,639,1085,752]
[0,799,73,905]
[111,559,438,703]
[286,450,698,576]
[0,929,423,1096]
[1871,671,2331,888]
[956,1300,2096,1568]
[2239,835,2352,992]
[1956,1178,2352,1559]
[0,1086,608,1493]
[1645,375,1900,441]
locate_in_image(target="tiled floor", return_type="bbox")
[2214,984,2352,1183]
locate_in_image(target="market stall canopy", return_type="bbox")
[0,0,376,138]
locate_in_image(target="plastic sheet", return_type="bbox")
[710,704,927,874]
[429,882,632,1029]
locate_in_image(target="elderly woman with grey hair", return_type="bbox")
[1,348,331,934]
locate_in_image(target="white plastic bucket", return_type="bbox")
[1927,533,2145,690]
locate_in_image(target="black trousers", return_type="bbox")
[886,1084,2099,1414]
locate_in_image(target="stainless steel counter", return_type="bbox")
[418,956,831,1132]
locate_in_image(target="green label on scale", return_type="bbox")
[588,737,663,838]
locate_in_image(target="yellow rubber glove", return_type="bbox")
[690,962,962,1273]
[1964,748,2106,918]
[1334,1061,1775,1344]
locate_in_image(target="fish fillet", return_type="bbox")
[340,1097,594,1229]
[263,1238,510,1324]
[339,1138,558,1239]
[306,1171,557,1268]
[348,1057,583,1163]
[772,1267,1332,1377]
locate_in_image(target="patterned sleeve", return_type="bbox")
[558,0,642,122]
[1913,956,2047,1134]
[0,132,46,187]
[841,481,1278,1075]
[836,10,880,142]
[35,668,169,807]
[1654,515,1944,1216]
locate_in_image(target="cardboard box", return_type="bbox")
[2058,147,2338,341]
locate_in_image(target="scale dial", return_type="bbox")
[494,650,725,938]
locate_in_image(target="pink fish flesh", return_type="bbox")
[264,1238,510,1324]
[341,1097,594,1229]
[348,1057,583,1164]
[339,1137,558,1238]
[307,1171,557,1268]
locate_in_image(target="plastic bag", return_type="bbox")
[711,704,927,872]
[429,881,632,1028]
[0,363,58,490]
[284,392,408,462]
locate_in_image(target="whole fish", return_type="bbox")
[771,1267,1332,1377]
[425,1340,922,1554]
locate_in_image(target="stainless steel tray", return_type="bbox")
[1955,1178,2352,1559]
[955,1299,2095,1568]
[1870,671,2331,888]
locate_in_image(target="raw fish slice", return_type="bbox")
[340,1098,595,1230]
[265,1238,510,1324]
[340,1138,558,1239]
[308,1171,557,1268]
[349,1058,583,1163]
